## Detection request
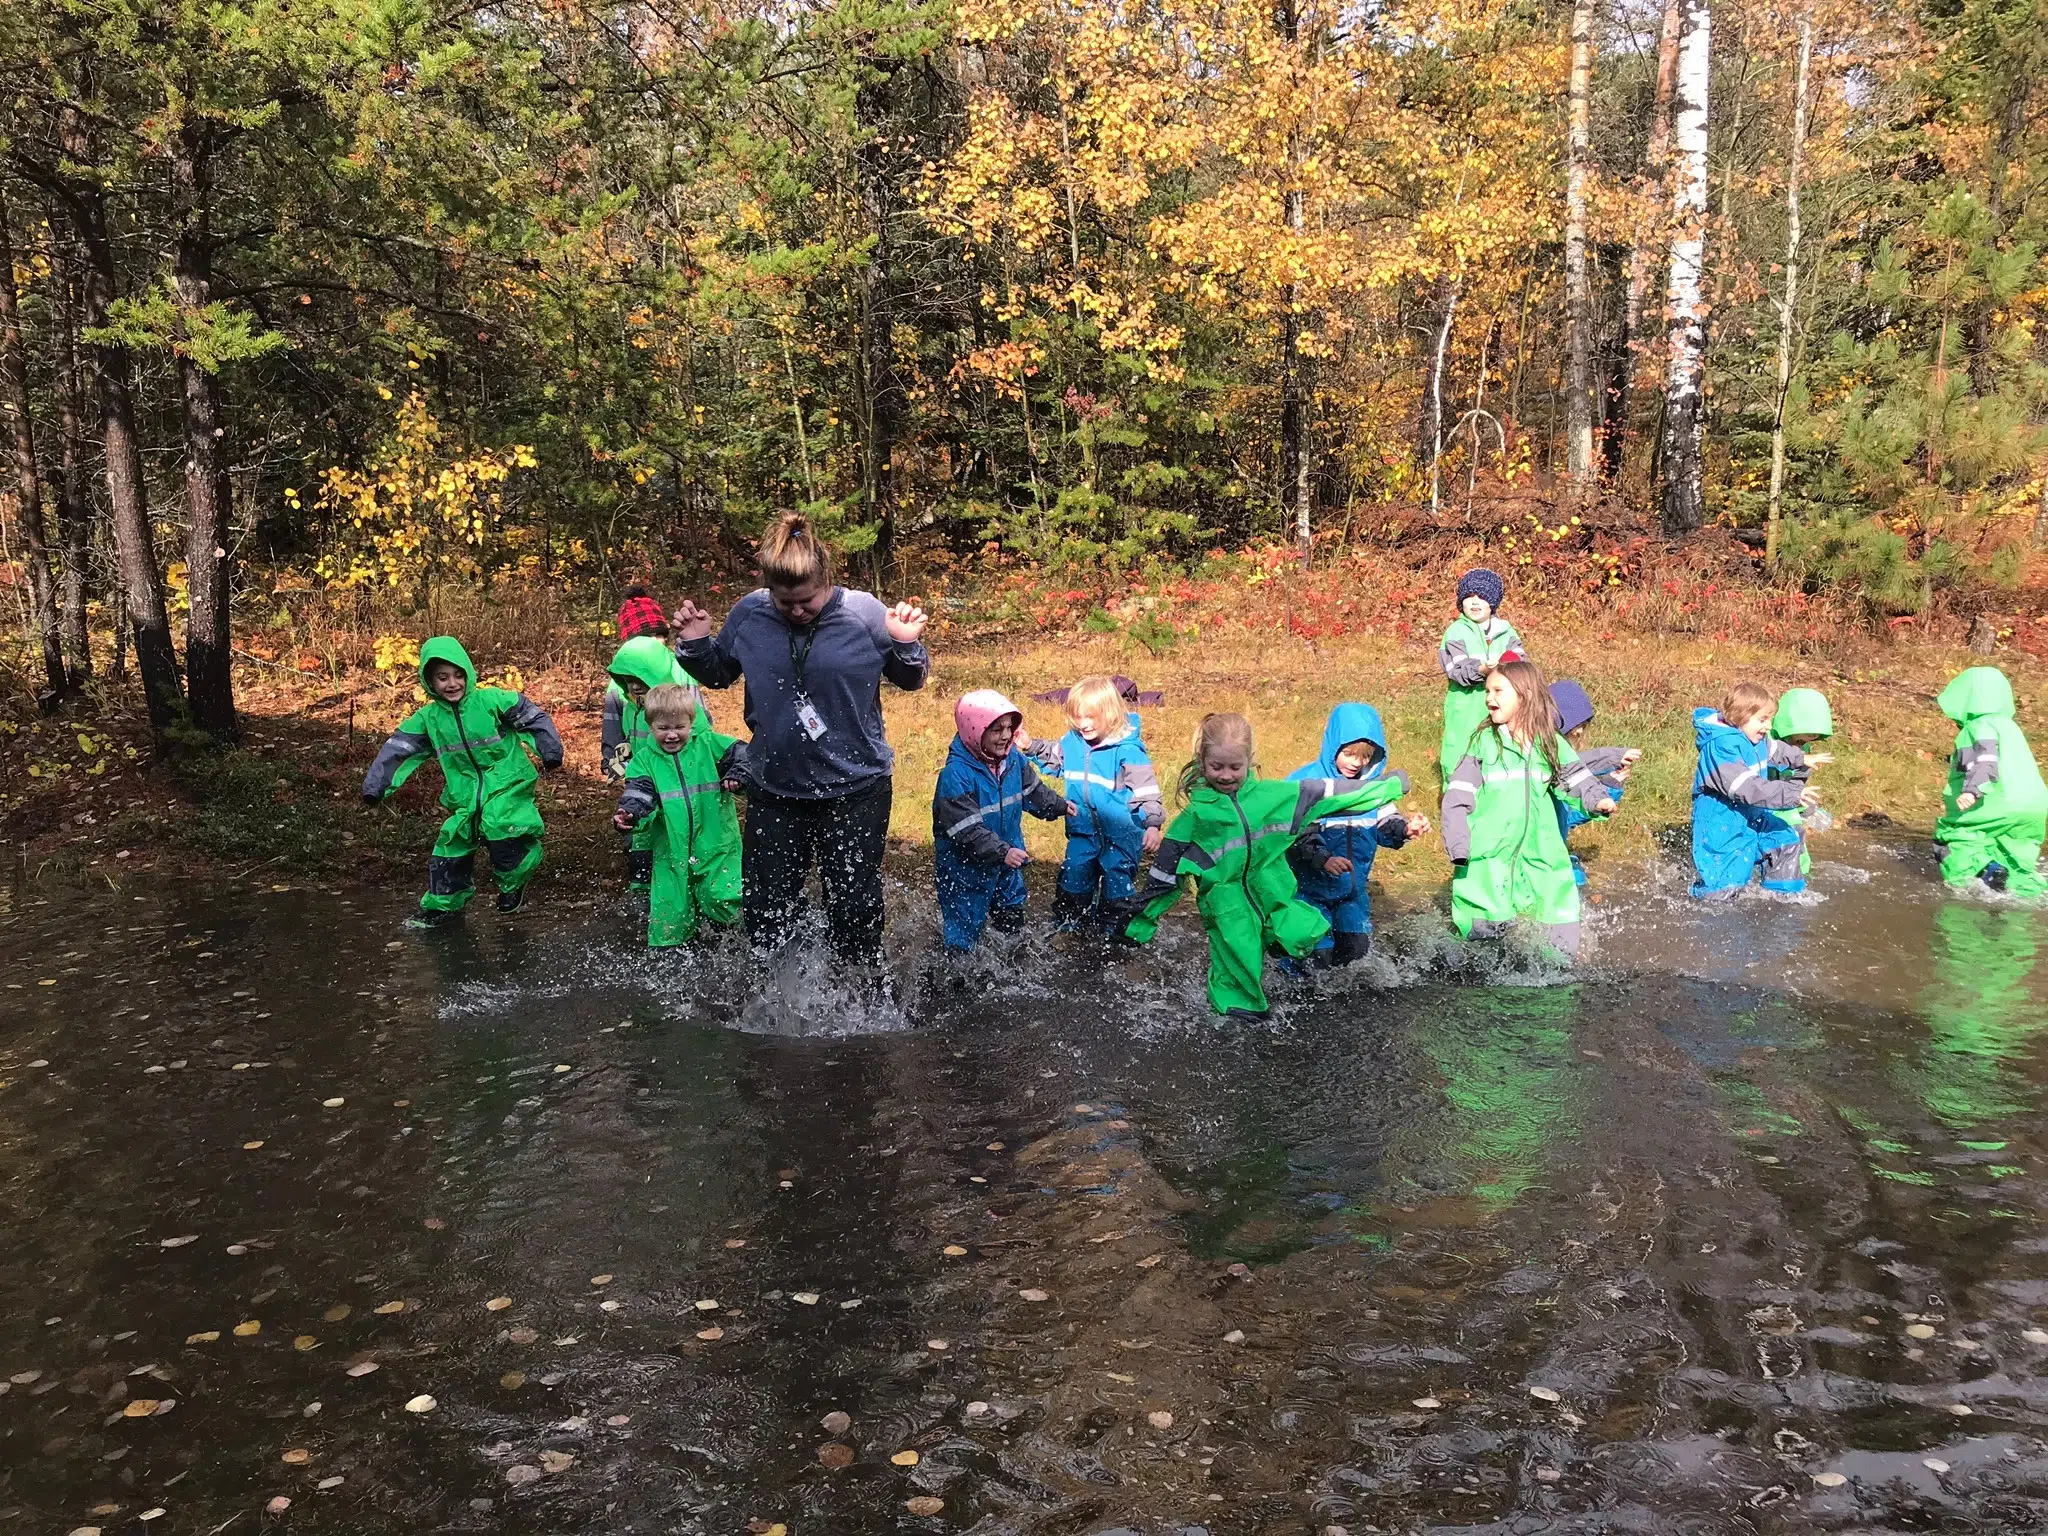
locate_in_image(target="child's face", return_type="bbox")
[980,716,1018,759]
[1461,594,1494,624]
[1739,709,1773,743]
[1334,739,1379,777]
[624,678,648,704]
[1565,724,1586,746]
[425,661,467,703]
[1783,733,1821,747]
[1202,744,1250,795]
[650,713,693,752]
[1484,670,1520,723]
[1075,707,1113,744]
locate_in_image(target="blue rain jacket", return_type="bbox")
[1286,703,1411,930]
[1690,707,1806,896]
[933,734,1065,945]
[1046,713,1161,858]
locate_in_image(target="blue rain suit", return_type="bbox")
[1556,747,1631,886]
[1690,707,1808,897]
[1033,714,1164,926]
[1286,704,1412,953]
[932,736,1067,949]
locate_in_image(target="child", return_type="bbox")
[1439,568,1526,782]
[361,636,564,926]
[605,634,713,900]
[933,690,1068,949]
[1690,681,1820,898]
[1549,679,1641,886]
[1770,686,1835,875]
[611,683,747,947]
[1124,713,1410,1017]
[1441,660,1616,956]
[1286,702,1431,964]
[1934,666,2048,896]
[1031,674,1164,936]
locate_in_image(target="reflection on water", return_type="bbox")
[2,833,2047,1533]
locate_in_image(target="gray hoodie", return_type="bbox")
[676,587,928,799]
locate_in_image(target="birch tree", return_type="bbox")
[1765,9,1814,567]
[1659,0,1713,535]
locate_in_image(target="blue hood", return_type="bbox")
[1293,702,1387,781]
[1693,705,1745,748]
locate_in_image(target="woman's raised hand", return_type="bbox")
[672,599,715,642]
[884,600,929,644]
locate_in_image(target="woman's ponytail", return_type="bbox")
[757,512,832,589]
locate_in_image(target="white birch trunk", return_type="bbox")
[1765,11,1813,567]
[1659,0,1712,534]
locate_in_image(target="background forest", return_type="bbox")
[0,0,2043,742]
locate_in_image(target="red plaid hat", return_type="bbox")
[617,595,667,639]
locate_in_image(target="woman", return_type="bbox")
[673,513,929,970]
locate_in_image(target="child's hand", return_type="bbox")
[673,599,715,641]
[1323,855,1354,876]
[1067,799,1080,817]
[1407,812,1432,836]
[1142,827,1162,855]
[1799,786,1823,809]
[1002,846,1029,870]
[611,810,638,831]
[1804,752,1834,767]
[1590,796,1618,817]
[1611,764,1632,782]
[1014,726,1032,752]
[1956,790,1978,811]
[721,778,744,794]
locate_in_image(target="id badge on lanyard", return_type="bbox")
[789,624,827,739]
[795,695,828,740]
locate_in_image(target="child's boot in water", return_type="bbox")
[404,907,463,931]
[496,887,526,913]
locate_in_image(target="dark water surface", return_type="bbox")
[5,832,2048,1534]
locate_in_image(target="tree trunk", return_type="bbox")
[1414,272,1461,475]
[1564,0,1598,494]
[173,122,237,739]
[1967,66,2029,395]
[1615,0,1683,479]
[0,193,67,700]
[53,107,184,730]
[856,70,906,585]
[51,221,92,684]
[1765,11,1813,569]
[1658,0,1712,536]
[1277,0,1312,559]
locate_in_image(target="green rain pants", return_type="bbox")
[1197,884,1331,1016]
[1940,822,2047,898]
[649,842,741,948]
[625,821,657,893]
[424,799,545,913]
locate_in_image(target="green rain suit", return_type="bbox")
[1441,727,1613,956]
[1438,614,1525,781]
[1126,772,1410,1016]
[606,637,713,891]
[1935,666,2048,896]
[615,714,746,947]
[1769,687,1833,875]
[361,637,564,913]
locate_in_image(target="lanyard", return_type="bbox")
[788,623,817,698]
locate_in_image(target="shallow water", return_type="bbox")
[3,830,2047,1534]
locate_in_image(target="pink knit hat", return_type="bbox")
[955,689,1022,760]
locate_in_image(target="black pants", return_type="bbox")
[742,776,893,968]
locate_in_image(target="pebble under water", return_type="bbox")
[4,830,2048,1534]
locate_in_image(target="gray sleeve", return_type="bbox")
[1554,754,1614,813]
[504,695,563,769]
[1575,746,1633,780]
[601,691,627,779]
[1701,757,1806,809]
[1960,735,2002,795]
[1766,739,1809,777]
[936,792,1008,864]
[1440,634,1486,686]
[362,731,430,800]
[617,776,658,821]
[1022,761,1067,821]
[1119,759,1165,828]
[676,610,744,688]
[1441,754,1482,861]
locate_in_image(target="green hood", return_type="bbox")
[418,635,476,694]
[1941,666,2015,725]
[608,635,681,692]
[1772,687,1834,740]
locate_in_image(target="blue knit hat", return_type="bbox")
[1550,679,1594,737]
[1456,568,1505,612]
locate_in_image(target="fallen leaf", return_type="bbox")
[1222,1330,1245,1344]
[243,1141,264,1151]
[267,1499,291,1515]
[1813,1472,1846,1487]
[792,1292,819,1306]
[226,1244,249,1256]
[1136,1254,1162,1269]
[986,1141,1004,1151]
[302,1401,322,1417]
[821,1410,851,1434]
[322,1098,344,1108]
[1147,1410,1174,1430]
[140,1512,164,1523]
[500,1372,525,1389]
[1528,1385,1561,1403]
[1535,1467,1562,1482]
[906,1496,944,1516]
[1019,1288,1049,1302]
[891,1450,920,1466]
[505,1464,542,1486]
[1947,1403,1973,1416]
[318,1477,344,1490]
[185,1332,220,1344]
[9,1370,41,1385]
[723,1239,746,1249]
[1923,1458,1950,1473]
[1106,1371,1136,1384]
[423,1217,444,1230]
[554,1064,572,1074]
[373,1301,405,1315]
[1413,1397,1441,1409]
[1906,1323,1936,1340]
[591,1274,613,1286]
[282,1449,310,1465]
[695,1327,724,1341]
[839,1299,862,1310]
[943,1245,967,1257]
[234,1320,262,1337]
[599,1300,620,1313]
[65,1528,102,1535]
[507,1328,538,1345]
[539,1450,575,1474]
[405,1395,436,1413]
[485,1297,512,1312]
[606,1414,630,1426]
[965,1401,989,1417]
[160,1235,198,1248]
[344,1361,379,1377]
[323,1305,351,1322]
[122,1400,160,1418]
[817,1442,854,1469]
[294,1336,318,1352]
[2023,1328,2048,1344]
[927,1339,948,1351]
[694,1299,719,1311]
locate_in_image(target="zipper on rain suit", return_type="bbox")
[615,724,747,947]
